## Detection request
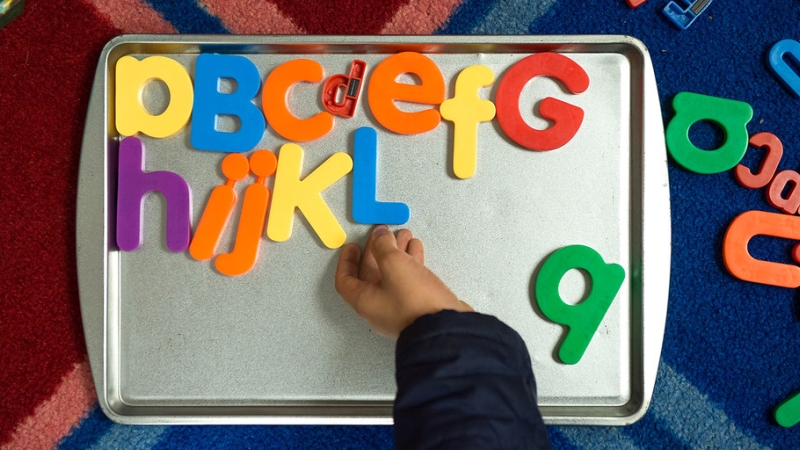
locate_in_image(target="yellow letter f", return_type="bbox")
[440,65,496,179]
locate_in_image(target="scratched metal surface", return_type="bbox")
[76,35,671,425]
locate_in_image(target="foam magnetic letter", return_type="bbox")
[191,54,266,153]
[115,56,193,138]
[189,153,250,261]
[216,150,277,276]
[665,92,753,174]
[352,127,409,225]
[116,137,192,252]
[723,210,800,288]
[439,65,496,179]
[768,170,800,215]
[267,143,352,248]
[495,52,589,151]
[735,133,783,189]
[368,52,445,134]
[262,59,333,142]
[535,245,625,365]
[776,390,800,428]
[768,39,800,97]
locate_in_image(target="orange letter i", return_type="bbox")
[215,150,277,276]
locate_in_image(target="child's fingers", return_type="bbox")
[359,226,384,283]
[371,226,403,273]
[396,229,413,253]
[407,238,424,265]
[335,243,368,306]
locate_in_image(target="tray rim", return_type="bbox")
[76,33,671,426]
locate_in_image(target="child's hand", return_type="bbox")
[335,225,473,339]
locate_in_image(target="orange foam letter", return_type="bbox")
[368,52,445,134]
[262,59,333,142]
[723,210,800,288]
[216,150,277,276]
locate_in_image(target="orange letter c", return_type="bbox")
[262,59,334,142]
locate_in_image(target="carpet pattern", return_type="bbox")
[2,0,800,448]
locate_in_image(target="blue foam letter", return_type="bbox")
[191,54,266,153]
[769,39,800,98]
[352,127,409,224]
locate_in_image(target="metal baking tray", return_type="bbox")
[76,35,671,426]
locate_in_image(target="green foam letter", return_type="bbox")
[776,390,800,428]
[535,245,625,365]
[665,92,753,174]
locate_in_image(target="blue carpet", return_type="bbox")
[526,1,800,449]
[145,0,229,34]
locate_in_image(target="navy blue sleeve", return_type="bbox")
[393,310,551,450]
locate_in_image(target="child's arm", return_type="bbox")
[335,226,550,449]
[393,310,550,450]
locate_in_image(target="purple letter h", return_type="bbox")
[116,137,192,252]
